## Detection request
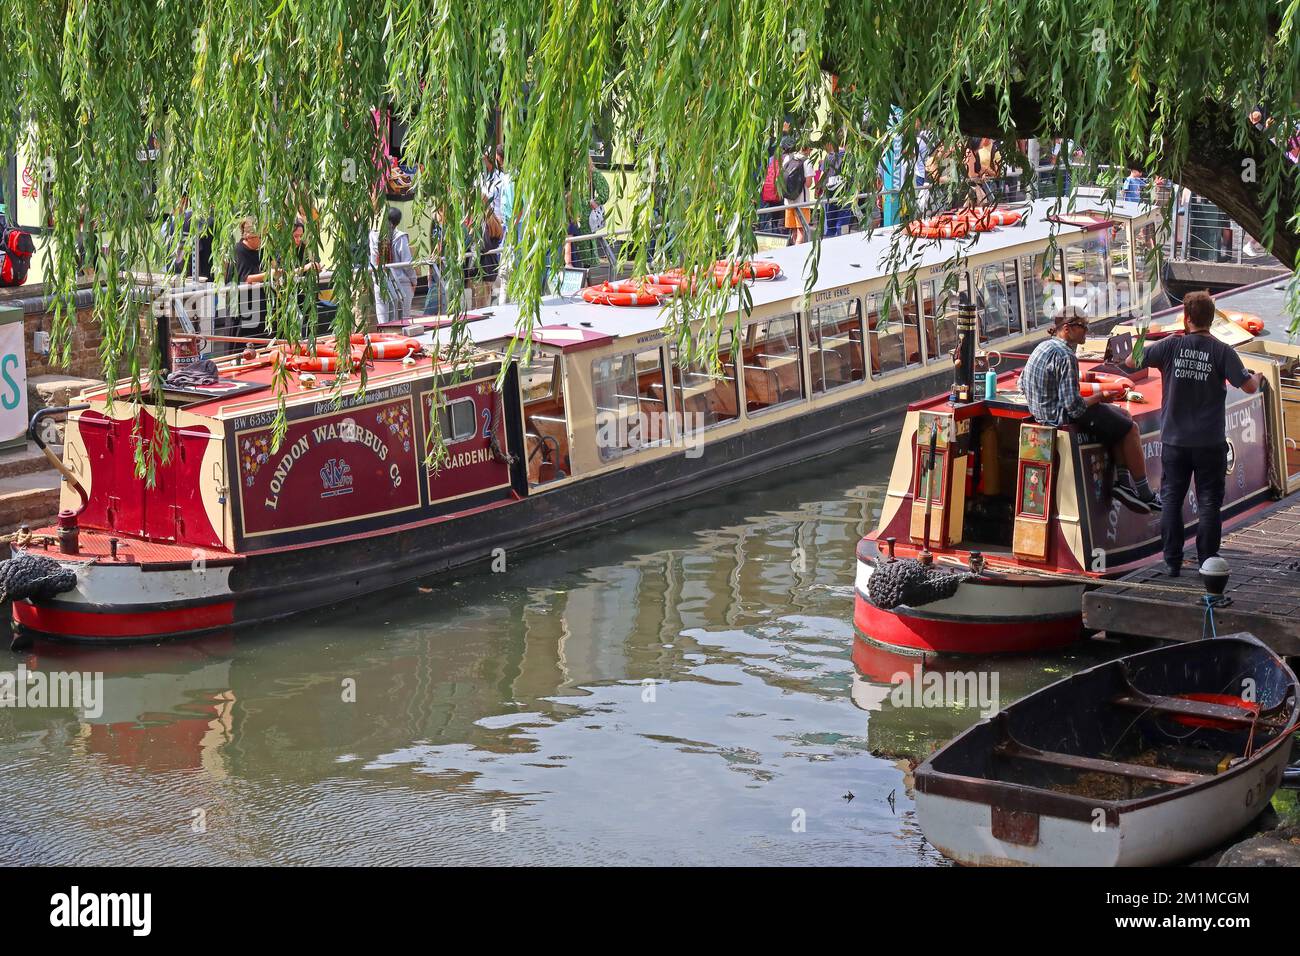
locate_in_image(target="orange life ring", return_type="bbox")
[1222,310,1264,335]
[276,349,366,374]
[1170,692,1260,730]
[581,281,664,307]
[713,259,782,282]
[1080,370,1134,400]
[351,333,424,359]
[905,214,970,240]
[906,207,1020,239]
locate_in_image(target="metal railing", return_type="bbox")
[145,161,1278,336]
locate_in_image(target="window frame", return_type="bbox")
[809,297,866,395]
[740,311,806,417]
[440,396,480,445]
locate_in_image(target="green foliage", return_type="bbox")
[4,0,1299,434]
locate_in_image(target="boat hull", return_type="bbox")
[912,636,1299,866]
[13,358,962,644]
[916,738,1291,866]
[853,558,1085,655]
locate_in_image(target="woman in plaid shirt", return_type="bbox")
[1021,308,1162,514]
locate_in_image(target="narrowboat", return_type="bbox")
[10,198,1167,643]
[913,634,1299,866]
[853,279,1300,656]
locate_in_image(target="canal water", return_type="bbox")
[0,440,1140,866]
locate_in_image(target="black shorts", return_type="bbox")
[1073,402,1134,445]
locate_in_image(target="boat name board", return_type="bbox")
[812,286,854,305]
[235,395,422,537]
[227,382,413,432]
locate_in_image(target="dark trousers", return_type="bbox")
[1160,443,1227,568]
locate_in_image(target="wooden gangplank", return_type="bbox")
[1083,497,1300,656]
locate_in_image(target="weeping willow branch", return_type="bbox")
[4,0,1299,456]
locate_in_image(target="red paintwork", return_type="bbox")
[419,381,512,504]
[852,632,933,680]
[10,529,235,565]
[12,599,235,639]
[72,408,224,549]
[853,591,1082,654]
[234,395,424,537]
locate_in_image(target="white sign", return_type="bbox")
[0,319,29,446]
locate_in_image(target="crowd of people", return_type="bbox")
[155,103,1284,330]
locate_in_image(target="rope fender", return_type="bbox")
[0,552,78,604]
[867,558,970,610]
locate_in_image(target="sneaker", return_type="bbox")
[1114,472,1163,514]
[1111,481,1152,514]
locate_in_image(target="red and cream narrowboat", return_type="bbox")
[854,282,1300,657]
[9,198,1172,644]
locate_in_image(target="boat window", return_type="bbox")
[973,260,1022,340]
[437,397,479,443]
[1063,234,1111,317]
[520,352,558,403]
[592,347,669,461]
[810,299,865,393]
[867,289,922,376]
[1020,252,1063,329]
[672,328,740,431]
[1109,223,1133,314]
[1133,221,1159,302]
[921,278,960,362]
[741,313,805,413]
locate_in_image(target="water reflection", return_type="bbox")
[0,440,1134,865]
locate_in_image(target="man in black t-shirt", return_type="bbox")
[1126,291,1263,575]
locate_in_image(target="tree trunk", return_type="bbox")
[953,88,1300,267]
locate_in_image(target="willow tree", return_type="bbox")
[1,0,1296,444]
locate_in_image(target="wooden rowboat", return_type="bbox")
[913,634,1298,866]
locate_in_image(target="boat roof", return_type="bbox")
[1166,275,1298,338]
[459,197,1154,350]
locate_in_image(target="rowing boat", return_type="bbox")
[913,634,1298,865]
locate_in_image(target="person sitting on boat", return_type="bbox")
[1021,307,1161,514]
[1123,290,1263,576]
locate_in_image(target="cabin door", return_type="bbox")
[141,411,178,542]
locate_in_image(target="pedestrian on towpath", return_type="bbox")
[1125,290,1263,575]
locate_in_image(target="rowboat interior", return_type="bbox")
[926,638,1298,802]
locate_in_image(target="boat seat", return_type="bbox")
[995,739,1204,786]
[1110,691,1275,727]
[526,415,570,478]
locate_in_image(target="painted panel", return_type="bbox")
[235,395,422,538]
[418,379,512,505]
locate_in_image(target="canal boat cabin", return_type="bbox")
[11,198,1169,642]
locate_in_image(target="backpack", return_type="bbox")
[781,154,806,201]
[0,249,29,287]
[4,229,34,257]
[761,156,780,204]
[0,224,33,287]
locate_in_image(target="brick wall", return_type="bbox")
[23,304,106,379]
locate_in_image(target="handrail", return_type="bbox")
[28,404,91,511]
